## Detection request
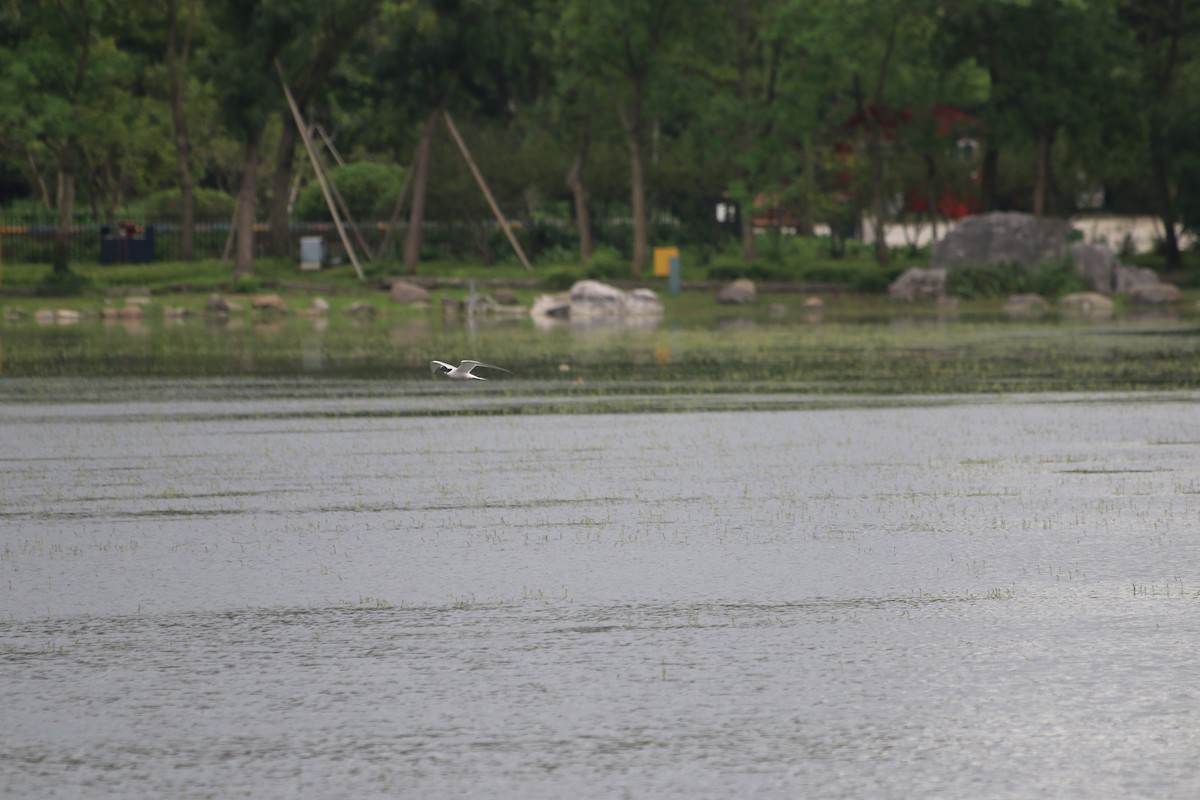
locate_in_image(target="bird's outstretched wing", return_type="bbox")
[459,360,512,375]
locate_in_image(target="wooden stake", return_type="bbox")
[441,110,532,271]
[311,136,374,261]
[309,125,376,255]
[276,60,365,282]
[315,125,347,168]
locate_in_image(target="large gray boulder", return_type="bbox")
[1115,264,1182,304]
[1128,281,1182,304]
[569,279,629,316]
[717,278,757,305]
[889,267,946,302]
[1071,242,1118,293]
[932,212,1071,272]
[627,288,665,315]
[250,293,287,311]
[206,293,232,314]
[389,280,430,306]
[491,288,521,306]
[1115,264,1161,294]
[1004,294,1049,317]
[530,292,570,318]
[531,280,664,321]
[569,279,663,317]
[1060,292,1115,316]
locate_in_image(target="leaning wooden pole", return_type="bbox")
[441,110,533,271]
[315,124,347,168]
[308,125,375,257]
[276,61,365,282]
[311,136,374,261]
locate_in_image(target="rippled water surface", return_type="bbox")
[3,380,1199,798]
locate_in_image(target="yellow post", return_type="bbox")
[653,246,678,277]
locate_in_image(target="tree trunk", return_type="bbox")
[403,111,439,274]
[1032,131,1051,217]
[1149,121,1182,267]
[796,135,816,237]
[234,136,261,276]
[565,126,592,265]
[628,131,648,278]
[980,145,999,212]
[740,201,757,259]
[166,0,196,260]
[736,0,756,262]
[269,121,300,257]
[27,149,53,210]
[924,153,939,242]
[738,162,755,260]
[53,152,77,275]
[620,81,649,278]
[866,124,889,264]
[858,20,897,265]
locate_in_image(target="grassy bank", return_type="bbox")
[0,234,917,300]
[2,247,1196,330]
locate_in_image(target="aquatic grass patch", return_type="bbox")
[4,304,1200,401]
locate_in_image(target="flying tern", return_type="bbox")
[430,359,512,381]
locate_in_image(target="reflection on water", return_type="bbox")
[2,384,1200,797]
[531,312,663,332]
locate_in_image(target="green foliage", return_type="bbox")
[294,161,406,222]
[946,264,1026,299]
[947,260,1085,299]
[231,274,261,294]
[1028,259,1086,298]
[798,260,907,294]
[584,247,627,281]
[1,0,1199,285]
[1174,144,1200,243]
[208,0,318,142]
[706,262,792,282]
[138,188,237,219]
[493,220,580,266]
[35,269,92,297]
[537,251,639,289]
[542,269,579,291]
[534,244,581,266]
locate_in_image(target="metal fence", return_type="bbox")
[0,215,392,265]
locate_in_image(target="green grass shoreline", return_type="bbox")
[4,254,1199,398]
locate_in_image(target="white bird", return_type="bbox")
[430,359,512,381]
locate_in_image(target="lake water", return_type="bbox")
[2,379,1199,798]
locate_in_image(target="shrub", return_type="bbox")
[36,269,92,296]
[535,244,581,266]
[850,264,907,294]
[1028,258,1085,298]
[945,263,1025,299]
[231,274,261,294]
[946,260,1085,299]
[585,247,627,281]
[542,269,578,291]
[139,187,236,219]
[294,162,406,222]
[706,262,792,282]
